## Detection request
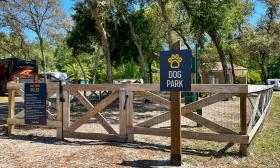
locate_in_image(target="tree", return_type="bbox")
[178,0,237,84]
[0,0,64,82]
[0,31,31,59]
[241,0,280,83]
[86,0,113,83]
[157,0,174,48]
[116,0,148,83]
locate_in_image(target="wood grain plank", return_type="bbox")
[184,113,237,134]
[135,91,170,109]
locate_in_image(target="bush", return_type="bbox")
[248,70,262,84]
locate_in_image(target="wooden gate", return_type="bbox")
[62,84,134,142]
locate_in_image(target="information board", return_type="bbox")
[160,50,192,91]
[24,83,47,125]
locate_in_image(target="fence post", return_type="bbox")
[170,40,182,165]
[56,87,63,139]
[8,89,15,134]
[119,88,127,141]
[63,91,70,135]
[127,90,134,142]
[240,93,248,156]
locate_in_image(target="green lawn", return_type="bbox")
[182,94,280,168]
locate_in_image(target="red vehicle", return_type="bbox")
[0,58,39,95]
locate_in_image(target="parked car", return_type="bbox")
[267,79,280,90]
[39,72,69,84]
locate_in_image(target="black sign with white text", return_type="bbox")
[24,83,47,125]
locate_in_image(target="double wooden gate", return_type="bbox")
[7,83,273,155]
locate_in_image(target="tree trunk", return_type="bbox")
[148,62,153,84]
[121,12,148,83]
[91,47,101,84]
[38,36,47,83]
[174,28,192,55]
[259,53,267,84]
[87,0,112,83]
[229,52,236,84]
[157,0,173,48]
[75,56,87,81]
[208,31,233,84]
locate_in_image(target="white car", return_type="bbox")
[267,79,280,90]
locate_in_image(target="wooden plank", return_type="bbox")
[247,93,262,132]
[127,90,134,142]
[129,127,248,144]
[14,110,24,118]
[129,126,170,137]
[127,84,160,92]
[136,111,170,127]
[248,85,274,93]
[7,83,59,90]
[248,94,272,143]
[182,93,234,115]
[169,40,182,165]
[170,91,182,165]
[134,91,170,109]
[56,89,63,139]
[47,91,56,98]
[240,93,248,156]
[16,89,24,98]
[73,91,118,135]
[95,113,118,135]
[184,113,237,134]
[8,82,273,94]
[64,131,125,142]
[119,88,127,138]
[73,91,94,110]
[63,91,70,132]
[7,118,62,128]
[182,131,249,144]
[68,91,119,132]
[8,89,15,134]
[63,84,124,92]
[191,84,249,93]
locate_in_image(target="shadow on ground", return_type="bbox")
[0,133,241,160]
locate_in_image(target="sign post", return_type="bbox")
[160,40,192,165]
[24,83,47,125]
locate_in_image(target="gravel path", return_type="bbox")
[0,134,196,168]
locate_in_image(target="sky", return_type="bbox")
[251,1,266,27]
[24,0,267,41]
[62,0,75,15]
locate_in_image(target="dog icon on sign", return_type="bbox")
[168,54,183,69]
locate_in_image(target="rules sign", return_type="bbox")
[24,83,47,125]
[160,50,192,91]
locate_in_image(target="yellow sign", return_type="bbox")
[168,54,183,69]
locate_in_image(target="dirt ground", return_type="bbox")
[0,94,277,168]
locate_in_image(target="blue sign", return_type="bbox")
[160,50,192,91]
[24,83,47,125]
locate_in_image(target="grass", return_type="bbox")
[181,94,280,168]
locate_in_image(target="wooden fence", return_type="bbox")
[7,83,273,155]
